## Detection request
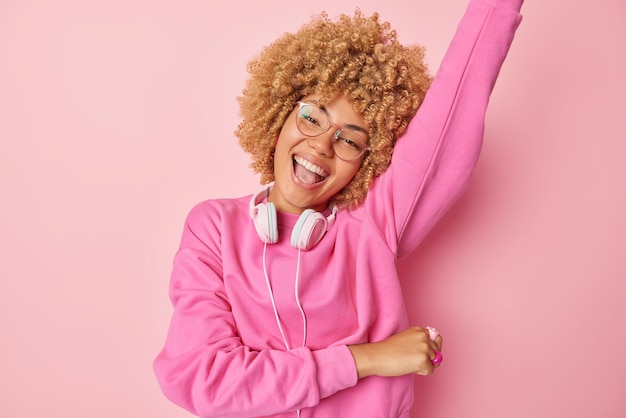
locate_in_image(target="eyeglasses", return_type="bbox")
[295,101,370,161]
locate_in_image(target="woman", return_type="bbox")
[154,0,524,416]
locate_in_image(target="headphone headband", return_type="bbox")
[249,186,337,250]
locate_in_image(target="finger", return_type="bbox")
[417,350,440,374]
[425,335,442,352]
[430,349,443,368]
[415,356,435,376]
[435,335,443,351]
[426,326,443,349]
[426,326,438,341]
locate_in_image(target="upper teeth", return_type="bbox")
[294,156,327,177]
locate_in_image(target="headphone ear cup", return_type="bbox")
[252,202,278,244]
[291,209,328,250]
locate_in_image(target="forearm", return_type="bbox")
[154,341,357,417]
[348,327,443,379]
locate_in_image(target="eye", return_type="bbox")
[336,136,361,150]
[302,113,319,126]
[298,105,322,127]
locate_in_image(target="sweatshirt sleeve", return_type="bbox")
[367,0,523,258]
[153,203,358,417]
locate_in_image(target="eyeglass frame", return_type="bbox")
[294,101,371,161]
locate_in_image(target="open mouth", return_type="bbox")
[293,155,328,184]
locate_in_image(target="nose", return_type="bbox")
[307,129,337,157]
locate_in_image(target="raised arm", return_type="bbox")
[368,0,523,257]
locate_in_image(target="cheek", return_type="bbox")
[336,164,361,188]
[272,135,296,175]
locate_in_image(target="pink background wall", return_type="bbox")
[1,0,624,417]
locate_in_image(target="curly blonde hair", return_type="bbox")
[235,10,432,209]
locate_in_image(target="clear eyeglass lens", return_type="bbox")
[296,103,367,160]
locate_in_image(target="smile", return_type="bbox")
[293,155,328,184]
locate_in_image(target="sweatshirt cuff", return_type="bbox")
[475,0,523,12]
[312,345,358,399]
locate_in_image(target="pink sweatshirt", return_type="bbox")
[154,1,523,416]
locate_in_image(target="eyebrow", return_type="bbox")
[318,103,369,136]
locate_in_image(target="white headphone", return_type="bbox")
[248,186,337,250]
